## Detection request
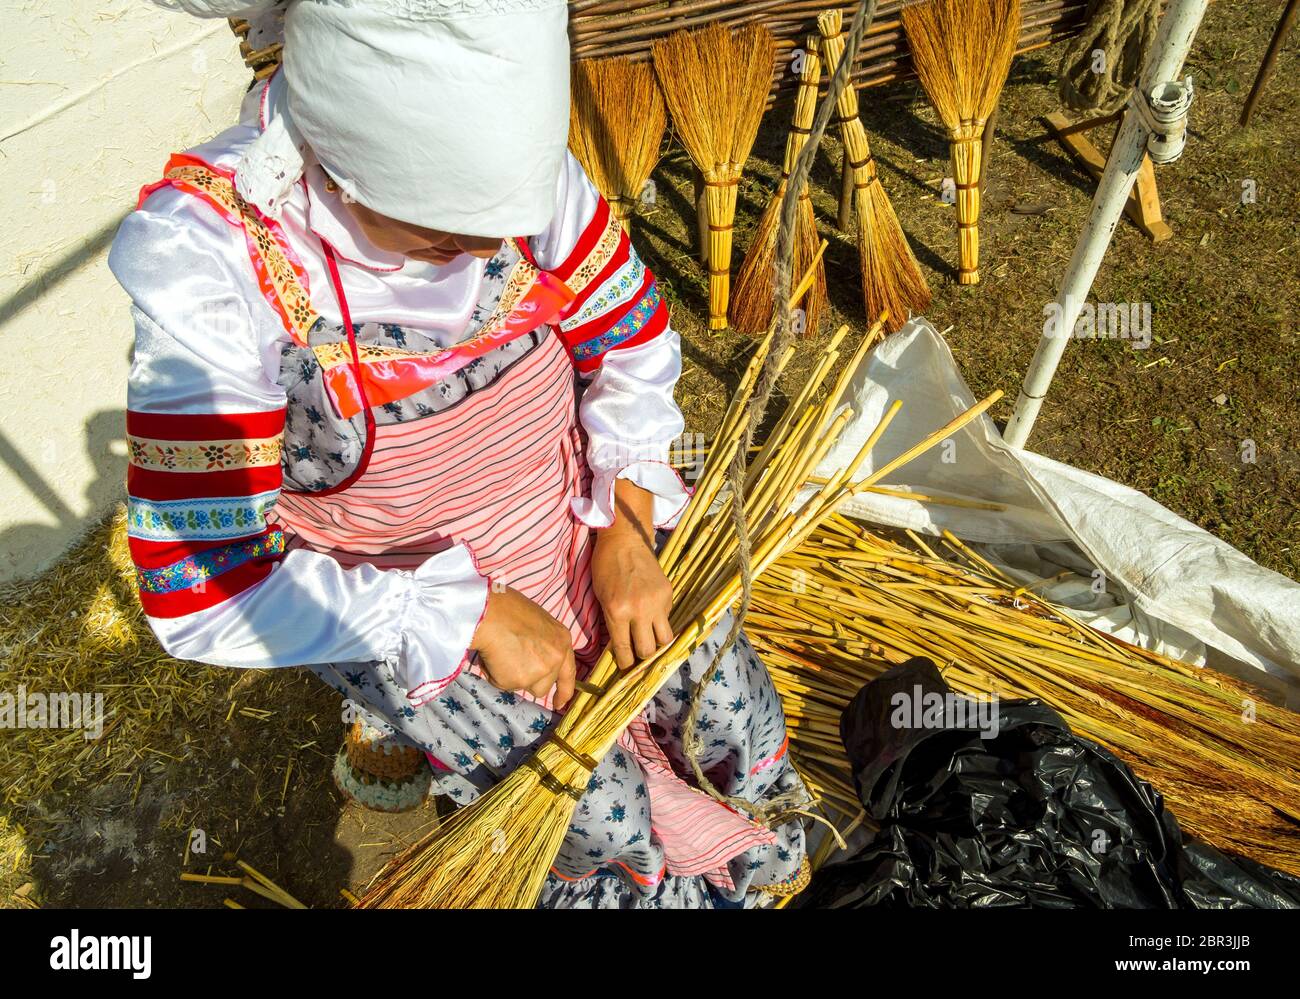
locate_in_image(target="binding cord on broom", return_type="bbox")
[1058,0,1160,116]
[680,0,881,825]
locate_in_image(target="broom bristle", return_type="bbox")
[654,23,776,328]
[902,0,1020,285]
[858,179,931,331]
[568,55,667,227]
[652,23,775,176]
[901,0,1020,131]
[730,187,827,338]
[357,765,570,909]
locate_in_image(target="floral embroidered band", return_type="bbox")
[136,530,286,595]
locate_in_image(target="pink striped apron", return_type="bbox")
[277,329,606,696]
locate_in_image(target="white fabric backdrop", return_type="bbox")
[813,319,1300,699]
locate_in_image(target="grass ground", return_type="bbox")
[1,1,1296,907]
[650,0,1297,580]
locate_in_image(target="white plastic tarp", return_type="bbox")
[814,318,1300,700]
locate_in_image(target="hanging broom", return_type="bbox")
[653,23,777,330]
[568,55,668,231]
[901,0,1020,285]
[729,34,828,339]
[819,8,931,331]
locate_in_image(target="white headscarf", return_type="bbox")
[155,0,571,238]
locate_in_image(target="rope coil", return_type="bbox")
[1057,0,1160,116]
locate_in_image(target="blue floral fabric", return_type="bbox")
[310,612,807,909]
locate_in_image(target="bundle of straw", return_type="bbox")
[568,55,668,231]
[819,8,931,331]
[901,0,1020,284]
[357,311,1004,908]
[730,34,829,339]
[750,515,1300,878]
[653,23,777,330]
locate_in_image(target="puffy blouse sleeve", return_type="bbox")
[528,153,691,530]
[110,186,487,705]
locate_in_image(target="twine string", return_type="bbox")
[680,0,880,825]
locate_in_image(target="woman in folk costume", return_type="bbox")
[112,0,808,907]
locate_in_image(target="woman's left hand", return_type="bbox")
[591,479,674,670]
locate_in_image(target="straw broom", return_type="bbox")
[568,55,668,231]
[751,515,1300,877]
[653,23,777,330]
[901,0,1020,285]
[357,309,1005,907]
[729,34,828,338]
[819,9,931,331]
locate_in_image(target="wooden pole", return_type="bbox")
[1239,0,1299,128]
[1006,0,1208,448]
[837,150,855,229]
[693,166,710,267]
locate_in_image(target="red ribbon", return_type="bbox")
[325,270,575,420]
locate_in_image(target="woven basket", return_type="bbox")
[332,719,432,813]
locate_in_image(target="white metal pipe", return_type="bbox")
[1003,0,1210,449]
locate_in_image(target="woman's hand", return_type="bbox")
[470,585,577,708]
[591,479,674,670]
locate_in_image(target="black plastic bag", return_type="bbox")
[795,657,1300,909]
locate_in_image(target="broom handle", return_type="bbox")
[782,33,822,181]
[705,178,738,329]
[818,13,878,210]
[951,129,983,285]
[838,152,855,230]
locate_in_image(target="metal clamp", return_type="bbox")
[1127,77,1195,164]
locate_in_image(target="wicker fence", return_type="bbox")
[234,0,1089,96]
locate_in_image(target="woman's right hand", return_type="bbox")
[470,585,577,708]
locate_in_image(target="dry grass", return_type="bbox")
[0,508,359,909]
